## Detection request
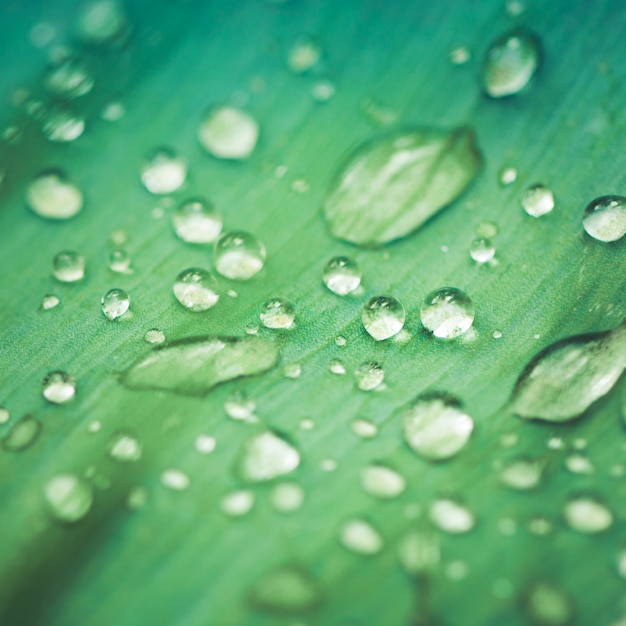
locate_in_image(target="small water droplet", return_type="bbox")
[340,519,384,555]
[42,109,85,142]
[214,231,266,280]
[75,0,129,45]
[564,453,594,475]
[335,335,347,347]
[320,458,338,472]
[287,36,322,73]
[525,582,573,626]
[2,415,42,451]
[282,363,302,379]
[107,248,131,273]
[350,418,378,439]
[270,481,305,513]
[397,531,440,575]
[44,57,94,99]
[44,474,93,522]
[237,431,300,483]
[198,105,259,160]
[108,431,142,462]
[195,434,216,454]
[563,495,612,533]
[483,29,541,97]
[224,391,257,422]
[362,296,405,341]
[522,184,554,217]
[354,361,385,391]
[43,371,76,404]
[499,457,542,490]
[144,328,165,344]
[328,358,346,375]
[260,298,296,329]
[322,256,362,295]
[101,101,125,121]
[0,407,9,424]
[52,250,85,282]
[173,268,219,312]
[299,418,314,430]
[126,486,148,510]
[311,79,335,102]
[40,294,60,311]
[493,329,503,339]
[498,166,517,186]
[361,464,405,499]
[528,516,553,536]
[469,238,495,263]
[445,560,470,581]
[160,469,190,491]
[172,197,222,244]
[420,287,475,339]
[27,170,83,220]
[101,288,130,320]
[402,393,473,461]
[449,45,471,65]
[141,147,187,195]
[221,489,255,517]
[429,498,475,534]
[582,195,626,242]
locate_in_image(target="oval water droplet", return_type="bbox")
[144,328,165,344]
[75,0,129,45]
[2,415,42,452]
[44,474,93,523]
[420,287,475,339]
[429,498,475,534]
[340,518,384,555]
[160,469,190,491]
[40,294,60,311]
[360,464,406,499]
[322,256,361,295]
[522,184,554,217]
[362,296,405,340]
[324,127,483,246]
[52,250,85,282]
[354,361,385,391]
[198,105,259,160]
[173,268,219,312]
[350,418,378,439]
[582,195,626,242]
[237,430,300,483]
[499,457,542,490]
[270,482,305,513]
[173,197,222,244]
[260,298,296,329]
[141,147,187,195]
[563,495,613,534]
[220,489,255,517]
[43,371,76,404]
[123,336,279,396]
[27,170,83,220]
[108,431,142,462]
[213,231,266,280]
[101,288,130,320]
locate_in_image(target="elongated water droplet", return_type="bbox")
[44,474,93,523]
[52,250,85,282]
[324,127,482,245]
[429,498,475,534]
[483,29,541,97]
[362,296,405,340]
[173,268,219,311]
[101,288,130,320]
[402,393,473,461]
[340,518,384,555]
[198,105,259,160]
[361,464,405,499]
[237,430,300,483]
[499,457,542,490]
[2,415,42,452]
[123,336,279,396]
[220,489,255,517]
[270,482,304,513]
[43,371,76,404]
[322,256,361,295]
[511,323,626,422]
[214,231,266,280]
[108,431,142,462]
[420,287,475,339]
[260,298,296,329]
[42,110,85,142]
[141,147,187,195]
[522,184,554,217]
[563,495,613,533]
[44,57,94,99]
[582,195,626,242]
[173,197,222,244]
[27,170,83,220]
[354,361,385,391]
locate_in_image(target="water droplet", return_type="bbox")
[126,486,148,510]
[283,363,302,379]
[101,288,130,320]
[75,0,129,45]
[397,531,440,575]
[42,109,85,142]
[2,415,42,451]
[429,498,475,534]
[360,464,405,499]
[29,22,56,47]
[198,105,259,160]
[362,296,405,341]
[354,361,385,391]
[160,469,189,491]
[42,371,76,404]
[44,57,94,99]
[27,170,83,220]
[563,495,612,533]
[505,0,526,16]
[340,519,384,555]
[0,407,9,424]
[101,101,125,121]
[498,166,517,186]
[144,328,165,344]
[522,184,554,217]
[299,418,314,430]
[402,393,474,461]
[108,431,142,462]
[328,358,346,375]
[582,195,626,242]
[141,147,187,195]
[499,458,542,490]
[324,128,482,245]
[449,45,470,65]
[237,431,300,483]
[52,250,85,282]
[511,323,626,422]
[445,561,470,581]
[311,79,336,102]
[44,474,93,523]
[213,231,266,280]
[322,256,362,295]
[350,418,378,439]
[260,298,296,329]
[123,336,279,396]
[173,268,219,312]
[528,516,553,536]
[270,481,305,513]
[173,197,222,244]
[420,287,475,339]
[221,489,255,517]
[195,434,216,454]
[493,329,503,339]
[287,36,322,73]
[224,391,257,422]
[40,294,60,311]
[564,453,594,475]
[107,248,131,273]
[320,458,337,472]
[525,582,573,626]
[335,335,347,347]
[469,238,495,263]
[483,29,541,97]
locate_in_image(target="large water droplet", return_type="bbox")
[237,431,300,483]
[173,197,222,244]
[43,371,76,404]
[362,296,405,340]
[361,464,406,499]
[420,287,475,339]
[429,498,475,533]
[563,495,613,534]
[123,336,279,396]
[402,393,474,461]
[101,288,130,320]
[522,184,554,217]
[52,250,85,282]
[213,231,266,280]
[2,415,42,452]
[198,105,259,160]
[511,323,626,422]
[27,170,83,220]
[42,109,85,142]
[324,127,482,245]
[44,57,94,99]
[483,29,541,97]
[340,518,384,555]
[260,298,296,329]
[322,256,362,295]
[173,268,219,311]
[44,474,93,523]
[582,195,626,242]
[108,431,142,462]
[141,147,187,195]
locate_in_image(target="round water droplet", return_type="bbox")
[40,294,60,311]
[340,518,384,555]
[563,495,612,534]
[260,298,295,329]
[221,489,255,517]
[160,469,190,491]
[237,431,300,483]
[499,458,542,490]
[107,248,131,273]
[144,328,165,344]
[328,358,346,375]
[335,335,347,347]
[402,393,473,461]
[75,0,129,45]
[42,371,76,404]
[429,498,475,534]
[362,296,405,341]
[498,166,517,186]
[27,170,83,220]
[195,434,216,454]
[483,29,541,97]
[108,431,142,462]
[198,105,259,160]
[354,361,384,391]
[44,474,93,523]
[44,57,94,99]
[52,250,85,282]
[350,418,378,439]
[173,268,219,311]
[420,287,475,339]
[525,582,573,626]
[42,109,84,142]
[322,256,362,295]
[522,184,554,217]
[360,464,405,499]
[213,231,266,280]
[287,36,322,73]
[173,197,222,244]
[2,415,42,452]
[582,195,626,242]
[101,288,130,320]
[141,147,187,195]
[469,238,495,263]
[270,481,304,513]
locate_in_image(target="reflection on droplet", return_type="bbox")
[27,170,83,220]
[582,195,626,242]
[141,147,187,195]
[362,296,405,341]
[173,268,219,312]
[44,474,93,523]
[214,231,266,280]
[198,105,259,160]
[43,371,76,404]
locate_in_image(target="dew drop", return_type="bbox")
[173,197,222,244]
[27,170,83,220]
[42,371,76,404]
[354,361,385,391]
[522,184,554,217]
[160,469,190,491]
[340,519,384,555]
[397,531,440,575]
[287,36,322,73]
[525,582,573,626]
[270,481,305,513]
[42,109,85,142]
[237,431,300,483]
[360,464,406,499]
[282,363,302,379]
[449,45,471,65]
[141,147,187,195]
[101,288,130,320]
[582,195,626,242]
[213,231,266,280]
[429,498,475,533]
[44,57,94,99]
[195,434,216,454]
[40,294,60,311]
[420,287,475,339]
[108,431,142,462]
[362,296,405,341]
[498,166,517,186]
[224,391,257,422]
[335,335,347,347]
[564,453,594,475]
[499,457,542,490]
[2,415,42,452]
[0,407,9,424]
[126,486,148,510]
[563,495,612,534]
[75,0,129,45]
[322,256,362,295]
[144,328,165,344]
[328,358,346,375]
[260,298,296,329]
[44,474,93,523]
[173,268,219,312]
[350,418,378,439]
[52,250,85,282]
[469,238,495,263]
[221,489,255,517]
[198,105,259,160]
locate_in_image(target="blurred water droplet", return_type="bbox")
[29,22,56,48]
[224,391,257,422]
[322,256,362,295]
[499,458,542,490]
[42,109,85,142]
[564,453,594,475]
[198,105,259,160]
[445,560,470,581]
[498,166,517,186]
[75,0,129,45]
[101,101,125,121]
[44,474,93,522]
[328,358,346,375]
[287,36,322,73]
[52,250,85,282]
[101,288,130,320]
[173,197,222,244]
[161,469,190,491]
[44,57,94,99]
[420,287,474,339]
[311,79,336,102]
[214,231,266,280]
[362,296,405,341]
[525,582,573,626]
[107,248,131,273]
[270,481,304,513]
[350,418,378,439]
[221,489,255,517]
[320,458,337,472]
[126,486,148,510]
[0,407,9,424]
[27,170,83,220]
[528,516,553,536]
[493,329,503,339]
[429,498,475,533]
[449,45,470,65]
[563,495,612,533]
[361,464,405,499]
[40,294,60,311]
[195,434,216,454]
[43,371,76,404]
[237,431,300,483]
[260,298,295,329]
[141,147,187,195]
[173,268,219,312]
[283,363,302,379]
[108,431,142,462]
[397,531,440,574]
[505,0,526,16]
[2,415,42,452]
[340,518,384,555]
[354,361,384,391]
[469,238,495,263]
[522,184,554,217]
[582,195,626,242]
